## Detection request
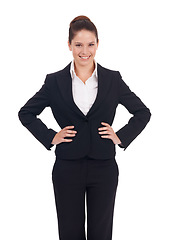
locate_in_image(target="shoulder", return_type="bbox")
[46,63,71,79]
[97,63,120,76]
[44,63,71,85]
[97,63,121,79]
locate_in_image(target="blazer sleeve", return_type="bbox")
[18,75,57,150]
[115,72,151,150]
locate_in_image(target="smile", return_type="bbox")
[79,55,91,60]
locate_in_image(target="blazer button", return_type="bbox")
[84,119,88,122]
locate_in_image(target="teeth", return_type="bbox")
[80,56,90,59]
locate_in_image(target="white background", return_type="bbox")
[1,0,169,239]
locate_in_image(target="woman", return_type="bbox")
[18,16,151,240]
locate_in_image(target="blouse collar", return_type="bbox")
[70,60,98,79]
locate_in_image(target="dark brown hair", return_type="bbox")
[69,15,99,44]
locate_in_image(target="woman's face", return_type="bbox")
[68,29,99,67]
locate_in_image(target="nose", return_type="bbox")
[81,45,88,55]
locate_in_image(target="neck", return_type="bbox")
[74,61,95,79]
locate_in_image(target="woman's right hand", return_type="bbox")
[51,126,77,145]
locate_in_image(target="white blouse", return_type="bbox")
[70,61,98,116]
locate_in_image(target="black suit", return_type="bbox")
[18,63,151,240]
[18,63,151,159]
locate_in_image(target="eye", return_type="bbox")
[89,43,95,47]
[75,44,82,47]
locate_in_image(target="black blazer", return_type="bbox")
[18,63,151,159]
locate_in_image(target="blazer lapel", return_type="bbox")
[86,64,111,117]
[56,63,112,119]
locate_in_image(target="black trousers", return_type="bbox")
[52,156,119,240]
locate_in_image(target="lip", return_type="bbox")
[79,55,91,60]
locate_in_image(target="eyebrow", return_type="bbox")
[75,41,96,44]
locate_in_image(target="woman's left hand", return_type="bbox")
[98,122,122,145]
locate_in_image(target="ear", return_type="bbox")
[96,39,99,49]
[68,41,72,51]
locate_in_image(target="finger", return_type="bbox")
[63,139,73,142]
[65,133,76,137]
[101,122,110,126]
[101,135,111,138]
[64,126,75,129]
[98,127,108,130]
[98,131,109,134]
[67,130,77,133]
[63,131,75,137]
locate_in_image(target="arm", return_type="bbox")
[18,75,57,150]
[115,72,151,150]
